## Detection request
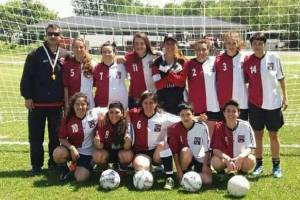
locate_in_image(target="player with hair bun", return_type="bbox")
[93,41,128,109]
[62,38,95,113]
[186,39,221,136]
[215,32,249,120]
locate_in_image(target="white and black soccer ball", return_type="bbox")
[99,169,120,190]
[180,171,202,192]
[227,175,250,197]
[133,170,154,190]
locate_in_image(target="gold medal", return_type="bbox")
[51,73,56,80]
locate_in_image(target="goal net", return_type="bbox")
[0,0,299,142]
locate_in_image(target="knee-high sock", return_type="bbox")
[160,148,173,177]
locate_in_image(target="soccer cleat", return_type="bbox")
[59,166,72,182]
[252,165,264,177]
[31,166,42,174]
[164,177,175,190]
[272,166,282,178]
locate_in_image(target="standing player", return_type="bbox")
[210,100,256,174]
[124,32,157,108]
[167,103,212,185]
[243,32,288,178]
[215,32,248,120]
[20,24,68,173]
[186,39,221,136]
[93,102,133,173]
[62,38,95,113]
[152,34,187,115]
[93,41,128,109]
[53,93,106,182]
[129,91,180,190]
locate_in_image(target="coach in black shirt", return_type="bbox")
[20,24,68,173]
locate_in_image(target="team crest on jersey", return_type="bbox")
[154,124,162,132]
[116,71,122,79]
[194,137,202,145]
[88,120,96,128]
[238,135,245,143]
[267,63,275,70]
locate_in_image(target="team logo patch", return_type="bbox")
[154,124,162,132]
[88,120,96,128]
[267,62,275,70]
[194,137,202,145]
[238,135,245,143]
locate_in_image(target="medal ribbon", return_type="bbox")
[43,44,60,80]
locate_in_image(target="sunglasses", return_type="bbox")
[47,32,60,37]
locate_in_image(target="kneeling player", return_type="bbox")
[93,102,133,173]
[168,103,212,185]
[53,93,106,182]
[211,100,256,174]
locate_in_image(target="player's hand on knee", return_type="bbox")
[70,146,80,161]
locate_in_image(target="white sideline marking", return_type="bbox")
[0,141,300,148]
[0,61,24,64]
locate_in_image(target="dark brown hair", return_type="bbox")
[66,92,89,123]
[133,32,154,55]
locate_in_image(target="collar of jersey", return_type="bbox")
[225,50,239,58]
[225,120,239,132]
[181,120,195,131]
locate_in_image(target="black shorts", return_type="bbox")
[219,109,249,121]
[249,103,284,132]
[77,154,93,171]
[134,149,160,165]
[188,158,203,173]
[108,149,120,163]
[206,111,223,121]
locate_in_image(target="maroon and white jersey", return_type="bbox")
[186,57,220,114]
[93,62,128,109]
[168,121,210,163]
[215,52,248,109]
[62,58,95,108]
[96,122,131,150]
[210,120,256,158]
[243,52,284,110]
[58,107,107,155]
[129,108,180,152]
[125,52,156,99]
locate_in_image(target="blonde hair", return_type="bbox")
[223,31,245,50]
[72,38,93,77]
[194,39,212,51]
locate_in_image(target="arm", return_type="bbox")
[173,154,183,181]
[64,87,69,116]
[59,138,80,161]
[20,52,35,110]
[123,133,132,150]
[166,63,187,87]
[94,130,104,150]
[279,78,288,111]
[213,149,236,172]
[152,64,168,90]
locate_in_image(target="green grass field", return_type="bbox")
[0,51,300,199]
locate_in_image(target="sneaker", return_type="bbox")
[59,166,72,182]
[252,165,264,177]
[273,166,282,178]
[164,177,175,190]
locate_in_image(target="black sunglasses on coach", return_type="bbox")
[47,32,60,37]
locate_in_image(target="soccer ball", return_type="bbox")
[180,171,202,192]
[227,175,250,197]
[133,170,154,190]
[99,169,120,190]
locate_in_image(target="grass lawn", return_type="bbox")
[0,145,299,200]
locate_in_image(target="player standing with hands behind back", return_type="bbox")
[20,24,68,173]
[243,32,288,178]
